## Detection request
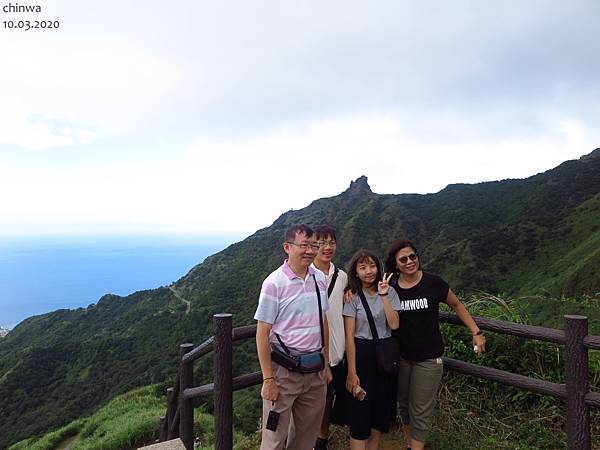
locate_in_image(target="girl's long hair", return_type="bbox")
[346,249,383,293]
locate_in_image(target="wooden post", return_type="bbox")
[214,313,233,450]
[564,315,590,450]
[179,343,195,450]
[167,387,177,439]
[159,416,167,441]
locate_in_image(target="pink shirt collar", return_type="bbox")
[282,259,316,280]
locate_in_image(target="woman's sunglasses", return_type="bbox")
[398,253,418,264]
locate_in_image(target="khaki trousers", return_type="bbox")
[260,362,327,450]
[397,356,443,443]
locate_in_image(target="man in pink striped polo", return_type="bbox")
[255,224,332,450]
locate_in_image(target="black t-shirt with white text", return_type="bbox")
[391,272,449,361]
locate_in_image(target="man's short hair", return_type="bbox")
[284,224,314,242]
[313,225,337,242]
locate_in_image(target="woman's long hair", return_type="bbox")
[346,249,383,293]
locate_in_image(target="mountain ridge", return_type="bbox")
[1,148,599,447]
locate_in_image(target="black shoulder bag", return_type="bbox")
[270,275,326,373]
[358,290,401,374]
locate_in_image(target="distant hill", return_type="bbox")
[0,148,599,447]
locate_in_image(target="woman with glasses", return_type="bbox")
[384,240,486,450]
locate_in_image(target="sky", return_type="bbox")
[1,0,599,237]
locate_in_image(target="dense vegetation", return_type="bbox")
[0,148,598,448]
[12,293,598,449]
[222,293,600,449]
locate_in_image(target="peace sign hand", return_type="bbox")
[378,272,393,296]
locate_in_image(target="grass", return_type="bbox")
[8,420,84,450]
[8,385,164,450]
[235,379,599,450]
[8,385,252,450]
[73,387,165,450]
[426,375,567,450]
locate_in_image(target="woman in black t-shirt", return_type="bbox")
[385,240,486,450]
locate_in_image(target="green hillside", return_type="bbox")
[11,294,598,450]
[8,386,164,450]
[7,385,247,450]
[1,148,599,448]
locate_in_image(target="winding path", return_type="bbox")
[169,286,191,314]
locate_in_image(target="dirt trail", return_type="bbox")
[169,286,191,314]
[55,434,80,450]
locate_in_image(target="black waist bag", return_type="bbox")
[271,346,299,371]
[298,351,325,373]
[271,347,324,373]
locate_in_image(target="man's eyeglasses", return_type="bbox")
[317,240,336,248]
[287,242,321,251]
[397,253,418,264]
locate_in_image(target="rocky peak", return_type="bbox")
[342,176,372,197]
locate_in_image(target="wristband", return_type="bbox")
[379,291,389,296]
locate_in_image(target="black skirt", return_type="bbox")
[347,337,397,440]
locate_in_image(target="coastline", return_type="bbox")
[0,233,242,329]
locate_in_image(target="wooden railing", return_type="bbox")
[159,313,600,450]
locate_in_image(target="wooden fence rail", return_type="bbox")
[159,313,598,450]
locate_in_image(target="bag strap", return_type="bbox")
[275,333,290,353]
[327,266,339,297]
[357,290,380,342]
[275,273,325,354]
[314,274,325,350]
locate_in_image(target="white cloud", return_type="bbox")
[0,0,598,235]
[1,110,596,236]
[0,32,181,149]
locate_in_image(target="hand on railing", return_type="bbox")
[473,333,486,354]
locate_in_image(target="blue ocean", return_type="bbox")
[0,234,241,329]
